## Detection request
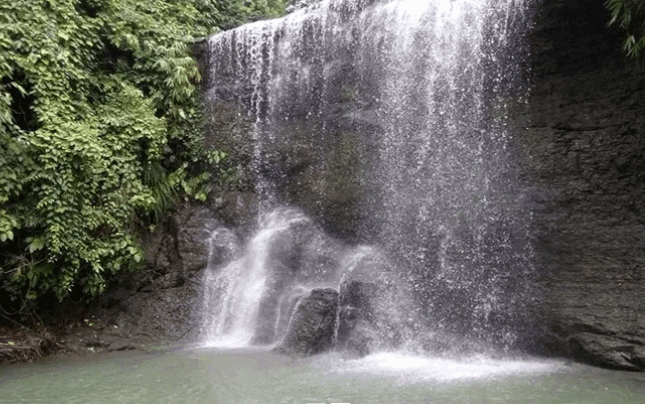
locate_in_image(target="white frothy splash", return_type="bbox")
[201,209,312,347]
[322,352,561,382]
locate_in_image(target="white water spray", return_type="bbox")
[203,0,535,352]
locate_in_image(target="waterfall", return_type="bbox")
[202,0,535,352]
[201,208,346,347]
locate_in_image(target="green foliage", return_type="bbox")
[0,0,269,313]
[185,0,287,34]
[606,0,645,65]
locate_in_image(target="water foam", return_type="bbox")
[327,352,561,382]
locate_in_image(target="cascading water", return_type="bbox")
[201,208,331,346]
[201,207,369,347]
[201,0,536,353]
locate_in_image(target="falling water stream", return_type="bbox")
[201,0,535,352]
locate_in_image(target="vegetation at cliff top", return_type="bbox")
[606,0,645,65]
[0,0,287,320]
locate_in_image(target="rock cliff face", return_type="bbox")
[192,0,645,370]
[86,0,645,370]
[522,0,645,370]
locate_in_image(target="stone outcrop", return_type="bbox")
[272,277,409,359]
[274,288,339,357]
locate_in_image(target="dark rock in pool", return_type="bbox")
[339,318,376,359]
[335,280,382,358]
[274,288,339,357]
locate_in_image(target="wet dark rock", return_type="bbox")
[339,280,379,317]
[202,88,370,243]
[251,215,318,345]
[519,0,645,370]
[339,316,375,359]
[266,216,319,274]
[177,206,221,274]
[207,190,259,235]
[207,227,240,269]
[335,281,380,358]
[335,268,409,354]
[274,288,339,357]
[252,212,344,345]
[568,333,645,371]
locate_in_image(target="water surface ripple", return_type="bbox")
[1,348,644,403]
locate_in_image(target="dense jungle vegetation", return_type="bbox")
[0,0,287,321]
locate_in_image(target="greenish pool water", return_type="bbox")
[1,348,644,403]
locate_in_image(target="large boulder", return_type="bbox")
[336,278,408,358]
[336,309,376,359]
[274,288,339,357]
[334,249,411,357]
